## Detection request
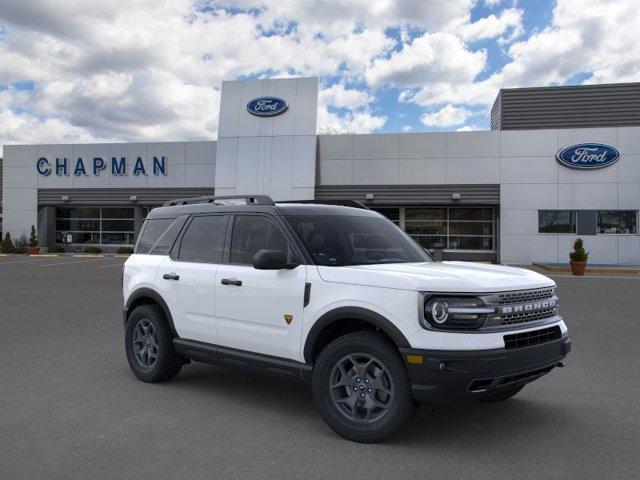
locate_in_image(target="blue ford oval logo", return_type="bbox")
[246,97,288,117]
[556,143,620,170]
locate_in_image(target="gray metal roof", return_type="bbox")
[491,82,640,130]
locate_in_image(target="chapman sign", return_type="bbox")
[556,143,620,170]
[36,156,168,177]
[246,97,288,117]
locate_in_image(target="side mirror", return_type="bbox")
[252,249,296,270]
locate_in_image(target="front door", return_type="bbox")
[215,214,307,361]
[158,214,228,345]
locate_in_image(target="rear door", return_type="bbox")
[158,214,228,345]
[214,214,307,361]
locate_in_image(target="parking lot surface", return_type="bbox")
[1,255,639,479]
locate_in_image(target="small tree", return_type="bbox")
[1,232,15,253]
[29,225,38,247]
[569,238,589,262]
[13,235,28,254]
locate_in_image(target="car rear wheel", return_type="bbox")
[312,331,417,443]
[125,304,182,383]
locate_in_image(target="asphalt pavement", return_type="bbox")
[0,255,639,479]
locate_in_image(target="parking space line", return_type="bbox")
[98,263,125,268]
[0,258,58,266]
[547,273,640,279]
[39,258,106,267]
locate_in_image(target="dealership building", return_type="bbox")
[1,78,639,264]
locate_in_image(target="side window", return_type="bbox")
[178,215,227,263]
[229,216,291,265]
[149,216,188,255]
[136,218,174,254]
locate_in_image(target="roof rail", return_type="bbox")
[163,195,275,207]
[276,199,370,210]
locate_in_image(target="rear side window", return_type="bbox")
[136,218,174,254]
[177,215,227,263]
[135,216,187,255]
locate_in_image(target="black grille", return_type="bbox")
[502,307,557,325]
[497,287,555,304]
[504,326,561,350]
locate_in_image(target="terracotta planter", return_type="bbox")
[27,246,41,255]
[570,261,587,276]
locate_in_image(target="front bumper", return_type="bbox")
[400,334,571,406]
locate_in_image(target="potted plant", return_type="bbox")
[28,225,40,255]
[1,232,14,254]
[569,238,589,276]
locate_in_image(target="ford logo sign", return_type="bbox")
[556,143,620,170]
[246,97,288,117]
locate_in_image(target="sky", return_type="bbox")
[0,0,639,154]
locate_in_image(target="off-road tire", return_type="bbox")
[125,304,182,383]
[312,330,417,443]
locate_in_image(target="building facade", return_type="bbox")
[2,77,639,264]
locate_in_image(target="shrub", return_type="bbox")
[569,238,589,262]
[29,225,38,247]
[48,244,66,253]
[82,246,103,254]
[13,235,28,254]
[116,247,134,254]
[1,233,15,253]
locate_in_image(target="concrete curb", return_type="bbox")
[72,254,104,258]
[532,262,640,275]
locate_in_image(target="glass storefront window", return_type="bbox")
[597,210,638,234]
[55,207,135,246]
[449,208,493,221]
[538,210,576,233]
[403,206,495,251]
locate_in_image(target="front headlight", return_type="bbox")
[422,296,495,330]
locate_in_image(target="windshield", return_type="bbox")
[285,214,433,266]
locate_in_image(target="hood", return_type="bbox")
[317,261,555,293]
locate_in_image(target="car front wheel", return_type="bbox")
[312,331,417,443]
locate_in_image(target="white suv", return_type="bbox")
[122,195,570,443]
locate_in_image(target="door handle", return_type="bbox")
[221,278,242,286]
[163,273,180,281]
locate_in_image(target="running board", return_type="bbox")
[173,338,312,383]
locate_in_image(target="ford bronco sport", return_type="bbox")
[122,195,570,443]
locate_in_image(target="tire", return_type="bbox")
[125,304,182,383]
[312,331,417,443]
[479,384,524,402]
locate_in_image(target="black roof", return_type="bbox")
[146,195,378,220]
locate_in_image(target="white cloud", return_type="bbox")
[456,124,484,131]
[458,7,523,42]
[317,107,387,134]
[405,0,640,109]
[420,104,472,127]
[366,32,486,88]
[0,0,639,150]
[402,125,412,132]
[319,84,373,110]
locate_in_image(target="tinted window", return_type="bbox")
[286,215,431,266]
[229,216,290,265]
[539,210,576,233]
[178,215,226,263]
[149,216,188,255]
[136,218,174,253]
[597,210,637,234]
